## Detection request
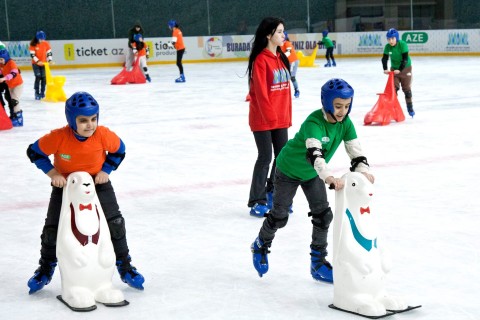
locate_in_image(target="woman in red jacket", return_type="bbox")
[247,17,292,217]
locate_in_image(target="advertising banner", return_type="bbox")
[3,29,478,68]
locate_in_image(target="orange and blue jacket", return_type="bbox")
[132,40,150,57]
[29,41,52,64]
[27,126,126,178]
[172,28,185,50]
[281,40,298,63]
[0,59,23,88]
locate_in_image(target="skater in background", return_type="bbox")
[167,19,186,83]
[132,33,151,82]
[318,29,335,67]
[246,17,292,217]
[0,49,24,126]
[382,28,415,117]
[126,23,144,71]
[26,92,145,294]
[281,31,300,98]
[29,30,52,100]
[251,78,374,282]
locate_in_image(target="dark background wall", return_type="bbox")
[0,0,477,41]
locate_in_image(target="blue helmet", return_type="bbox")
[283,31,289,41]
[322,29,329,37]
[65,92,99,131]
[386,28,399,40]
[134,33,143,42]
[0,49,10,64]
[168,19,177,29]
[321,78,354,116]
[36,30,47,40]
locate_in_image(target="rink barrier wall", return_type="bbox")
[4,29,479,69]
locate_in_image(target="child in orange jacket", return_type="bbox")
[132,33,151,82]
[26,92,145,294]
[168,19,186,83]
[29,30,52,100]
[0,49,24,126]
[281,32,300,98]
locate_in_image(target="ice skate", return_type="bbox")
[310,249,333,283]
[175,74,186,83]
[407,103,415,117]
[251,237,269,277]
[27,258,57,294]
[11,110,23,127]
[250,203,269,217]
[116,255,145,290]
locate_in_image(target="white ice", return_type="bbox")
[0,56,479,319]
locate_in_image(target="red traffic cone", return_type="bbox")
[128,57,146,84]
[0,103,13,131]
[364,72,405,126]
[111,57,146,85]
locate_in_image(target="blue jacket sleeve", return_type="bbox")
[26,141,55,174]
[101,139,126,174]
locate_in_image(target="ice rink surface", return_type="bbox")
[1,56,479,319]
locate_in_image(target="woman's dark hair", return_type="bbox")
[247,17,290,86]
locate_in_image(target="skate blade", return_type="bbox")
[329,304,422,319]
[57,295,96,312]
[101,300,130,307]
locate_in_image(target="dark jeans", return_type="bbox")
[39,180,129,261]
[258,169,331,252]
[32,64,46,95]
[326,47,334,61]
[176,49,185,74]
[248,128,288,207]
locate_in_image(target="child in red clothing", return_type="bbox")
[26,92,145,294]
[29,30,53,100]
[0,49,24,126]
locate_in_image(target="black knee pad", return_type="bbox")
[143,67,148,72]
[309,207,333,229]
[266,213,289,229]
[291,76,296,82]
[404,90,412,98]
[11,99,19,107]
[108,216,126,240]
[41,226,58,246]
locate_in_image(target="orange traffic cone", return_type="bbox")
[364,72,405,126]
[0,103,13,130]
